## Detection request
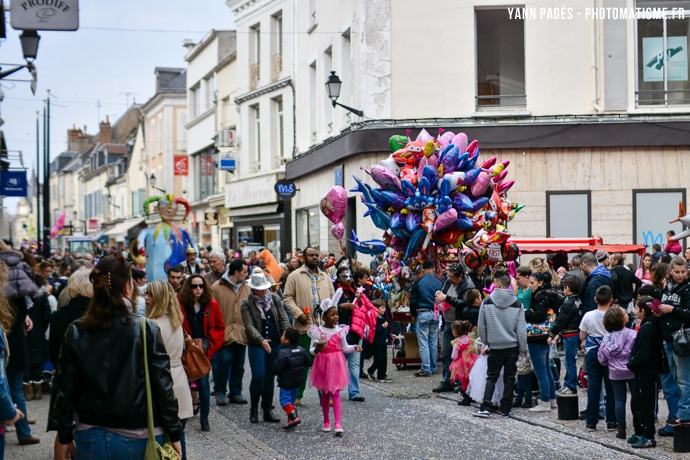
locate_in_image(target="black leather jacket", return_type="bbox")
[52,314,180,444]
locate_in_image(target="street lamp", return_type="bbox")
[325,71,363,117]
[107,194,121,209]
[149,173,166,193]
[19,30,41,61]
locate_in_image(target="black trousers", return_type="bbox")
[481,346,519,414]
[632,370,658,439]
[367,343,388,379]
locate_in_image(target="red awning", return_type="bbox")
[511,238,647,256]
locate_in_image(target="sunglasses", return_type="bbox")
[191,284,204,289]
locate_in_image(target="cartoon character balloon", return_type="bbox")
[50,213,66,239]
[133,194,198,281]
[321,185,348,247]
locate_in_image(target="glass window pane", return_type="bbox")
[547,193,590,237]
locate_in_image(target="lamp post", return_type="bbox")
[149,173,166,194]
[325,71,363,117]
[0,31,40,95]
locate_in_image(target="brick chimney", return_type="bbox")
[67,124,87,152]
[99,115,112,145]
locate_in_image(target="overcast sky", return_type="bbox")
[1,0,234,209]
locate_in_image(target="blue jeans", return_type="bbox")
[194,374,210,424]
[279,388,298,409]
[7,368,31,440]
[516,372,533,403]
[440,322,454,385]
[346,350,362,399]
[661,341,680,430]
[74,427,165,460]
[247,343,279,406]
[528,342,556,402]
[673,350,690,421]
[211,343,246,398]
[611,379,634,428]
[585,348,615,426]
[562,335,580,391]
[415,310,439,374]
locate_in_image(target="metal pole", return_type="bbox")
[36,110,41,253]
[42,93,51,258]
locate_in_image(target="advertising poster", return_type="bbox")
[643,36,688,82]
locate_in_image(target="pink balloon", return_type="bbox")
[320,186,347,224]
[331,222,344,241]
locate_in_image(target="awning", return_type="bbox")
[104,217,146,238]
[511,238,647,256]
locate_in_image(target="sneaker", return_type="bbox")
[295,399,302,407]
[550,400,558,409]
[627,434,640,444]
[657,427,674,437]
[606,422,618,432]
[557,387,576,396]
[322,423,332,432]
[334,425,344,437]
[472,409,490,418]
[378,377,393,383]
[414,370,431,377]
[521,401,533,409]
[631,436,656,449]
[586,424,597,431]
[359,373,369,380]
[432,383,454,393]
[367,371,376,380]
[458,395,472,406]
[501,412,511,419]
[512,399,522,408]
[215,393,228,406]
[529,401,551,413]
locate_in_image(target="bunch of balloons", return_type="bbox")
[342,128,523,269]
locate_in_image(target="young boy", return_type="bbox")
[579,285,616,431]
[366,299,392,382]
[549,275,583,396]
[272,327,311,429]
[516,266,533,311]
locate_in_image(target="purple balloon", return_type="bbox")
[450,192,474,212]
[405,212,422,233]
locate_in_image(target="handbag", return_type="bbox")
[671,325,690,356]
[141,317,180,460]
[181,331,212,381]
[526,308,557,337]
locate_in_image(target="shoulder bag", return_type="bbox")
[671,325,690,356]
[181,330,212,382]
[141,317,180,460]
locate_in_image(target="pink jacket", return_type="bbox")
[350,294,378,343]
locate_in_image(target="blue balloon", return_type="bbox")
[405,228,426,260]
[348,230,387,255]
[405,212,422,233]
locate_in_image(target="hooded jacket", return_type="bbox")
[597,327,637,380]
[478,288,527,352]
[580,265,612,314]
[627,315,664,373]
[659,279,690,344]
[440,275,475,324]
[0,250,37,300]
[272,344,311,390]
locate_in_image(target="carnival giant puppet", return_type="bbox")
[133,194,198,281]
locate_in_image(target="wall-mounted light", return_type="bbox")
[325,71,363,117]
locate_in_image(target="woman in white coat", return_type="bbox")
[146,280,194,459]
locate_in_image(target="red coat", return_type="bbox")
[180,298,225,360]
[351,294,378,344]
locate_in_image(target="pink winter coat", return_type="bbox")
[597,327,637,380]
[350,294,378,343]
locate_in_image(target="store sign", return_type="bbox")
[173,156,188,176]
[205,211,218,226]
[217,129,236,148]
[226,175,277,208]
[274,180,296,201]
[219,156,236,172]
[88,218,99,230]
[0,170,28,197]
[10,0,80,31]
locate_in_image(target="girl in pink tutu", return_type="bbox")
[308,288,362,436]
[449,320,478,406]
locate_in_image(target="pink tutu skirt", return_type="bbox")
[309,350,349,393]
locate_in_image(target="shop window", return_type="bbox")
[633,189,685,250]
[546,191,591,237]
[476,8,526,109]
[296,206,320,250]
[636,2,690,106]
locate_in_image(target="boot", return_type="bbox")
[23,382,33,402]
[191,389,199,415]
[282,404,301,429]
[250,393,260,423]
[616,426,626,440]
[262,392,280,423]
[32,381,42,400]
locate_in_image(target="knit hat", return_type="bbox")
[595,250,609,262]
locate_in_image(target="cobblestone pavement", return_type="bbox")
[6,353,689,459]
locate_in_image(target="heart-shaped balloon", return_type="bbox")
[331,222,344,241]
[320,186,347,224]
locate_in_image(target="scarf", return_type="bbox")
[252,290,274,319]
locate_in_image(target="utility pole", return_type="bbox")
[36,110,41,253]
[42,91,51,258]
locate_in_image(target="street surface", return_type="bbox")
[6,355,689,460]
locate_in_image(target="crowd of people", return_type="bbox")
[2,232,690,457]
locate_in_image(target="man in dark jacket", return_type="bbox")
[410,261,443,377]
[580,252,612,314]
[433,263,475,392]
[609,253,642,310]
[272,327,310,429]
